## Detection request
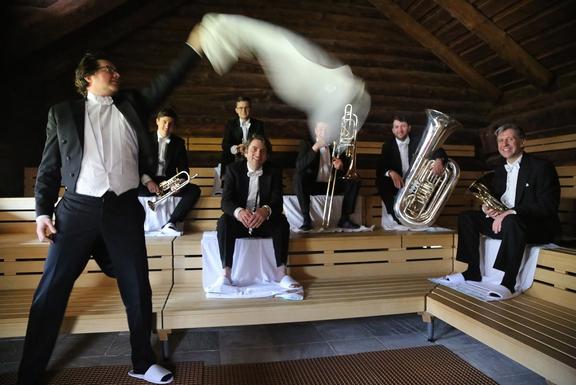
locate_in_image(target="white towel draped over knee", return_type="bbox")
[200,13,371,142]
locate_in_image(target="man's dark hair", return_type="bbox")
[494,123,526,140]
[157,107,178,121]
[75,52,109,97]
[247,134,272,156]
[392,114,409,124]
[236,96,252,105]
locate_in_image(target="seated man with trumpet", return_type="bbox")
[293,121,361,231]
[443,123,560,299]
[217,135,297,288]
[139,108,201,235]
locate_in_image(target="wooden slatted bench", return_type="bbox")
[159,229,456,356]
[0,198,175,338]
[422,165,576,385]
[425,247,576,385]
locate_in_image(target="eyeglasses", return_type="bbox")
[96,65,118,74]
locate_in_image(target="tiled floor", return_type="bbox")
[0,314,546,384]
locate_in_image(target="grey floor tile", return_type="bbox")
[99,354,133,367]
[105,332,132,357]
[181,331,220,352]
[220,346,281,365]
[0,361,19,375]
[267,322,324,345]
[376,332,431,349]
[436,333,484,353]
[329,337,385,355]
[455,347,533,378]
[219,325,274,349]
[313,319,372,341]
[49,354,103,370]
[362,315,425,336]
[170,350,220,365]
[0,338,24,363]
[274,342,335,361]
[57,333,116,358]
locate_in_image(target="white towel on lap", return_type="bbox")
[431,237,559,301]
[202,232,303,299]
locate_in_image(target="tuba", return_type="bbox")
[393,109,461,228]
[147,170,198,211]
[321,104,360,228]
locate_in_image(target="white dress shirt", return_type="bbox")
[397,137,411,177]
[76,92,139,197]
[316,146,331,182]
[230,118,251,155]
[500,155,522,209]
[155,133,171,177]
[233,165,262,219]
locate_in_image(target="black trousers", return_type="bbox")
[139,179,201,223]
[293,173,360,223]
[216,214,290,268]
[18,190,156,385]
[456,210,555,289]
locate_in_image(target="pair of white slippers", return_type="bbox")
[129,364,173,384]
[434,273,515,300]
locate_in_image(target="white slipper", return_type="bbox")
[276,291,304,301]
[128,364,173,384]
[430,273,465,285]
[487,285,515,300]
[214,275,233,286]
[279,275,301,289]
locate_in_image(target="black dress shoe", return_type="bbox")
[299,222,312,231]
[337,218,360,229]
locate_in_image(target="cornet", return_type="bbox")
[147,171,198,211]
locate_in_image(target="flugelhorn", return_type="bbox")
[393,109,461,228]
[321,104,360,229]
[468,178,507,212]
[147,171,198,211]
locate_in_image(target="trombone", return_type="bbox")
[147,170,198,211]
[321,104,360,229]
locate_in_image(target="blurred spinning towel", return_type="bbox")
[200,13,371,142]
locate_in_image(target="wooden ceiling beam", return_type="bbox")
[368,0,501,100]
[433,0,555,89]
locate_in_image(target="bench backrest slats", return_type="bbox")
[527,248,576,311]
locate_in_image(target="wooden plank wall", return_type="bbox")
[109,0,490,171]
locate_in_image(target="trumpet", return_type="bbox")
[147,171,198,211]
[468,179,508,212]
[321,104,360,229]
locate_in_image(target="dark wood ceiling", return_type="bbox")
[387,0,576,93]
[9,0,576,98]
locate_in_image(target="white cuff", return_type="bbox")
[234,207,243,220]
[185,42,202,56]
[141,174,152,186]
[36,215,51,223]
[385,170,390,177]
[262,205,272,219]
[231,145,238,155]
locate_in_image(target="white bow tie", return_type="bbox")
[247,169,263,178]
[504,163,519,173]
